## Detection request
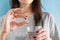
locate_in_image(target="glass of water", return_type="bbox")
[27,26,42,40]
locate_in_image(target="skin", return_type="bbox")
[0,0,52,40]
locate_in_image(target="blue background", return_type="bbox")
[0,0,60,36]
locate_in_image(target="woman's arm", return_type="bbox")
[0,25,7,40]
[0,15,6,40]
[49,14,60,40]
[0,8,28,40]
[0,15,9,40]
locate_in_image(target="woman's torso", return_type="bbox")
[0,12,51,40]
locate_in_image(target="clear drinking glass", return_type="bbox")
[27,26,42,40]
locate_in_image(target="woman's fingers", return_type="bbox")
[35,35,47,40]
[5,9,16,22]
[36,28,46,33]
[40,35,47,40]
[10,20,28,31]
[13,8,27,19]
[5,8,28,33]
[36,31,47,38]
[6,8,27,19]
[6,9,15,17]
[6,8,27,23]
[34,28,51,40]
[16,20,28,26]
[35,31,47,40]
[14,13,27,19]
[14,8,26,13]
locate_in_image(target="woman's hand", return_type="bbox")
[1,8,28,40]
[5,8,28,33]
[34,28,52,40]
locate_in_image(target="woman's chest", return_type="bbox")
[6,16,35,40]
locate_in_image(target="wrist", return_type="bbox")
[2,33,8,40]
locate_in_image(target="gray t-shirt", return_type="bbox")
[0,12,59,40]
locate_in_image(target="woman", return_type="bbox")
[0,0,59,40]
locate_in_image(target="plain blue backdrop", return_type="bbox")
[0,0,60,36]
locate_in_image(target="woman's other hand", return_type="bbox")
[34,28,52,40]
[5,8,28,33]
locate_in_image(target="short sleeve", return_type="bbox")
[49,14,60,40]
[0,9,13,30]
[0,16,4,30]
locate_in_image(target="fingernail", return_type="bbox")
[25,18,26,19]
[33,36,36,38]
[25,17,28,20]
[25,20,29,23]
[36,31,39,33]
